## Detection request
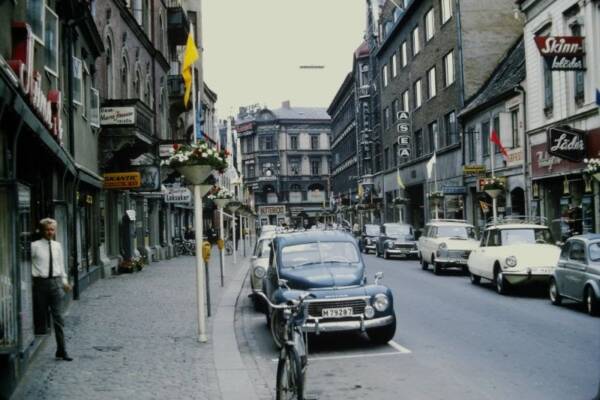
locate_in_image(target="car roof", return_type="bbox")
[567,234,600,242]
[383,223,411,227]
[427,221,473,227]
[273,230,355,247]
[486,224,547,230]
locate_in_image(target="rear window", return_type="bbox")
[365,225,380,236]
[281,242,359,269]
[589,242,600,262]
[500,228,553,245]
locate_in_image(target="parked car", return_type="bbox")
[468,222,560,294]
[549,234,600,316]
[262,231,396,347]
[419,220,479,274]
[375,223,418,259]
[250,232,276,310]
[359,224,381,254]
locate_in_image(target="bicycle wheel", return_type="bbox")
[276,346,304,400]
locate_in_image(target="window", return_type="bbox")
[133,69,141,99]
[401,41,408,67]
[569,240,586,262]
[27,0,45,40]
[402,90,410,112]
[311,160,320,175]
[290,159,300,175]
[392,99,400,122]
[415,129,423,158]
[510,109,519,148]
[82,65,90,117]
[428,120,438,153]
[493,116,500,154]
[414,79,422,109]
[261,135,274,150]
[44,6,59,75]
[90,88,100,128]
[360,64,369,86]
[247,164,255,178]
[391,53,398,78]
[384,148,389,169]
[481,120,490,156]
[427,66,436,99]
[444,111,457,146]
[383,64,389,87]
[412,26,421,55]
[425,8,435,41]
[572,24,584,104]
[105,37,114,98]
[310,135,319,150]
[384,107,391,130]
[444,51,455,87]
[468,127,475,162]
[290,135,298,150]
[246,138,254,153]
[441,0,453,24]
[393,143,398,166]
[73,57,83,105]
[121,56,130,98]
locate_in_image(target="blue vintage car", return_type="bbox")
[262,230,397,347]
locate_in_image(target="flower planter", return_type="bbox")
[485,189,502,199]
[176,165,213,185]
[198,183,213,197]
[214,199,230,209]
[228,201,242,212]
[594,172,600,182]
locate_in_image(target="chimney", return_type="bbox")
[282,100,291,109]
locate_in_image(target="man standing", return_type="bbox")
[31,218,73,361]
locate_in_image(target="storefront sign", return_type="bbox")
[289,192,302,203]
[442,186,467,195]
[259,205,286,215]
[534,36,585,71]
[103,172,141,189]
[164,188,192,203]
[8,22,62,140]
[463,165,486,175]
[133,166,161,191]
[159,144,175,158]
[100,107,136,125]
[307,190,325,203]
[547,126,586,162]
[506,148,523,167]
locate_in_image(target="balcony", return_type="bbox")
[358,85,370,99]
[166,0,189,46]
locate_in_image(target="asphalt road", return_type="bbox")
[237,253,600,400]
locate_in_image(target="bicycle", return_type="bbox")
[254,290,311,400]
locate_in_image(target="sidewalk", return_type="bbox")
[11,244,258,400]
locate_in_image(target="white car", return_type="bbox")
[250,232,275,311]
[418,220,480,275]
[467,223,561,295]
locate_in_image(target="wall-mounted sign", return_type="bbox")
[258,205,286,215]
[534,36,585,71]
[100,107,136,125]
[103,172,141,189]
[442,186,467,195]
[133,165,161,191]
[547,126,586,162]
[164,187,192,203]
[159,144,175,158]
[463,165,486,175]
[506,148,524,167]
[307,190,325,203]
[397,111,410,121]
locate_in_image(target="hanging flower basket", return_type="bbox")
[481,177,505,191]
[392,197,408,206]
[208,186,234,208]
[227,200,242,212]
[584,158,600,181]
[161,142,229,185]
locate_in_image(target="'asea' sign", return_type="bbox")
[547,126,586,162]
[534,36,585,71]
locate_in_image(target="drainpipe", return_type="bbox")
[515,84,529,217]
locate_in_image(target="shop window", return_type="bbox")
[44,6,59,76]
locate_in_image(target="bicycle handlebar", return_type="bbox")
[253,290,311,310]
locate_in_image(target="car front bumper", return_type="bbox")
[385,248,418,256]
[364,244,377,251]
[435,257,469,266]
[504,269,553,285]
[302,315,395,334]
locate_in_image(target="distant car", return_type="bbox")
[250,232,276,310]
[262,231,396,347]
[419,220,479,274]
[468,223,560,294]
[549,234,600,316]
[260,224,277,235]
[375,223,418,259]
[359,224,381,254]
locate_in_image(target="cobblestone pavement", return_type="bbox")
[12,247,250,400]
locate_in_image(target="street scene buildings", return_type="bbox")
[0,0,599,399]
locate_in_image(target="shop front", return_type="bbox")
[258,205,287,226]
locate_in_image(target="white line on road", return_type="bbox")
[388,340,412,354]
[270,341,411,362]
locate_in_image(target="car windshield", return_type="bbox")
[365,225,380,236]
[437,226,475,239]
[589,242,600,262]
[281,242,360,269]
[500,228,554,245]
[255,239,271,258]
[386,225,411,237]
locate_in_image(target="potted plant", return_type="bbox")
[208,186,234,209]
[161,142,229,185]
[482,177,505,198]
[584,158,600,181]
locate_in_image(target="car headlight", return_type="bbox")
[438,243,447,250]
[505,256,517,268]
[253,266,266,279]
[373,293,389,312]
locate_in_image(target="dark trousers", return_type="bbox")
[33,277,66,355]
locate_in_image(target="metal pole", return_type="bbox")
[194,185,208,342]
[219,207,224,287]
[232,211,237,264]
[243,216,247,257]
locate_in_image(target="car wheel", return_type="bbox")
[585,287,600,316]
[270,310,286,348]
[383,250,389,259]
[495,265,510,295]
[432,256,442,275]
[420,253,428,270]
[549,279,562,306]
[368,318,396,345]
[470,273,481,285]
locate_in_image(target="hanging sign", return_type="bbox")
[103,172,141,189]
[534,36,585,71]
[463,165,486,175]
[547,125,586,162]
[164,187,192,203]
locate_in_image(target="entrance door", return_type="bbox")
[17,184,35,350]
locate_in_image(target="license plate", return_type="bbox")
[322,307,353,318]
[536,268,552,274]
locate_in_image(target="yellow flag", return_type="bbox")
[182,33,199,107]
[357,184,364,199]
[396,169,405,190]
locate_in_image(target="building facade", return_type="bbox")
[237,102,331,227]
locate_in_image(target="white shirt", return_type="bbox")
[31,239,68,285]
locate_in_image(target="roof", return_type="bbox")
[271,106,330,121]
[427,220,474,227]
[354,41,369,58]
[485,224,548,230]
[274,231,355,247]
[567,234,600,242]
[460,38,525,118]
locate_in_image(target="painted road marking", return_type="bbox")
[271,340,411,362]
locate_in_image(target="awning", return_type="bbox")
[76,163,104,188]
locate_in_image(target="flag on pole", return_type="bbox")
[490,130,509,161]
[396,168,405,190]
[358,183,364,199]
[182,33,199,107]
[426,152,436,179]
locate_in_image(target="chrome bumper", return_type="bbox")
[436,257,468,265]
[303,315,395,334]
[387,248,418,255]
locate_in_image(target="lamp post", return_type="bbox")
[228,201,241,264]
[214,198,231,287]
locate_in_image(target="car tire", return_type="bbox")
[549,279,562,306]
[368,318,396,345]
[420,254,428,270]
[585,286,600,317]
[432,256,442,275]
[495,265,510,295]
[470,273,481,285]
[383,250,389,259]
[270,310,286,349]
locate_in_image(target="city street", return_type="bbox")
[238,253,600,400]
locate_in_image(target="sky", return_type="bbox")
[202,0,366,119]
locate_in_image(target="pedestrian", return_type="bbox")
[31,218,73,361]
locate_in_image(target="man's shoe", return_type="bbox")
[55,352,73,361]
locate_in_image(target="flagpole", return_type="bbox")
[434,131,439,219]
[490,127,497,224]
